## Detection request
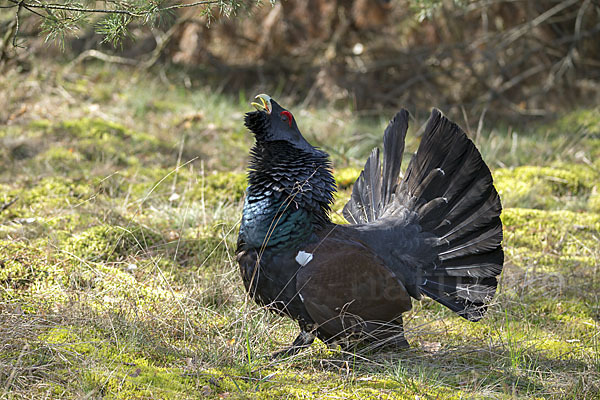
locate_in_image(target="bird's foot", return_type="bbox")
[271,331,315,359]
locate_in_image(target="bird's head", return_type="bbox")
[244,94,315,153]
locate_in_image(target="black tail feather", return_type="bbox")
[435,247,504,278]
[343,110,409,224]
[419,283,489,322]
[381,109,408,205]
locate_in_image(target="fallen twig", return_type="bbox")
[0,197,18,213]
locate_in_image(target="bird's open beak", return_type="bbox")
[251,94,272,114]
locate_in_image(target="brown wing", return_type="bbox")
[296,231,412,340]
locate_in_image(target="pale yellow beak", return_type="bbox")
[251,94,272,114]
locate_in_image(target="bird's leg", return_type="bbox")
[271,331,315,359]
[390,317,410,349]
[375,318,409,350]
[386,333,410,349]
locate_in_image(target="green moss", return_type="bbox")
[551,108,600,137]
[182,368,460,399]
[49,118,170,167]
[64,223,163,262]
[28,118,53,130]
[502,208,600,258]
[494,165,597,211]
[334,167,361,189]
[550,162,598,183]
[172,231,233,268]
[205,171,247,200]
[41,145,82,163]
[37,325,200,399]
[41,326,96,354]
[0,239,74,311]
[589,187,600,213]
[0,240,57,295]
[23,176,91,205]
[111,168,247,211]
[0,176,94,224]
[57,118,152,143]
[188,171,247,206]
[36,146,84,173]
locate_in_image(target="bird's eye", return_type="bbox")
[280,111,293,128]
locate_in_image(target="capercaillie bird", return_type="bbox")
[236,94,503,355]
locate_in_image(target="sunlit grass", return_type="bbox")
[0,61,599,399]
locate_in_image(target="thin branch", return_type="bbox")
[12,1,22,48]
[159,1,222,12]
[137,17,192,70]
[8,0,140,16]
[65,17,195,71]
[21,3,45,17]
[68,48,139,67]
[500,0,580,49]
[7,0,221,17]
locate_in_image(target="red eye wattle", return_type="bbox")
[280,111,293,128]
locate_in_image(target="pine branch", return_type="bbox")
[6,0,222,17]
[2,0,254,52]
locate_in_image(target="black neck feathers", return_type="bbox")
[247,141,336,228]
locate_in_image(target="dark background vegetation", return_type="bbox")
[2,0,600,122]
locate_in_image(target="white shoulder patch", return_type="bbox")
[295,250,313,266]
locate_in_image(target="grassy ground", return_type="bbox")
[1,62,599,399]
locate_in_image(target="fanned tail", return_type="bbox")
[343,108,503,322]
